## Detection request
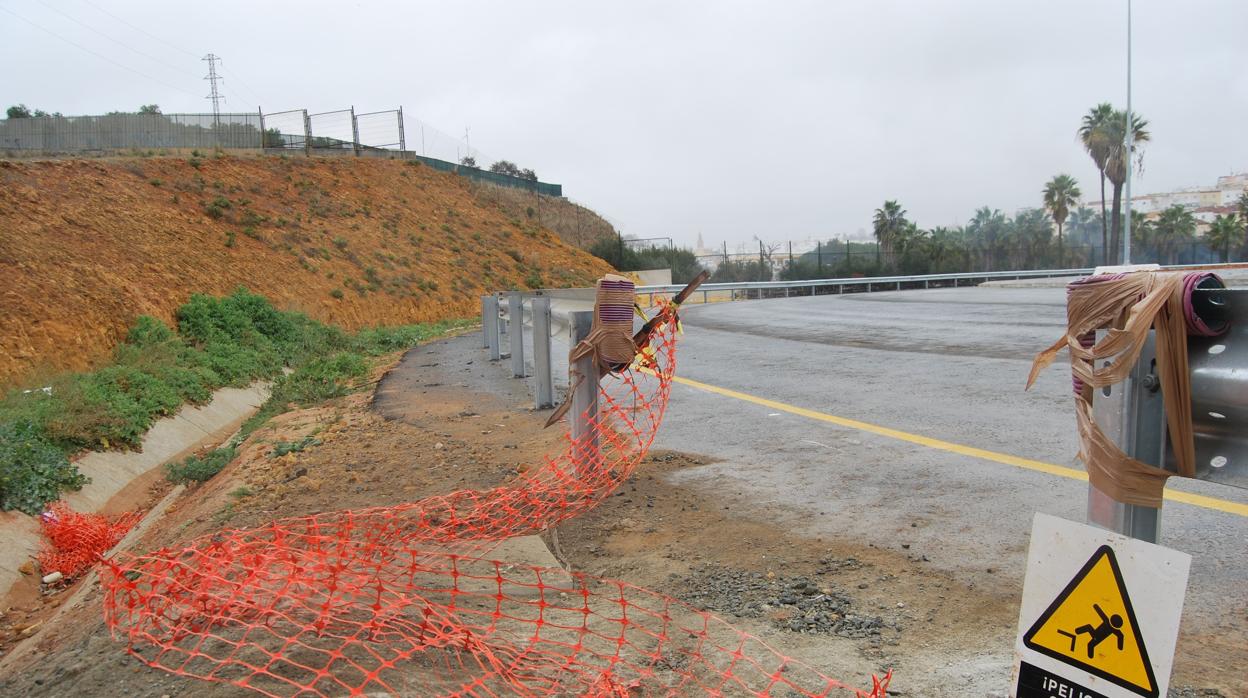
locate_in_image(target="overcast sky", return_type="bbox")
[3,0,1246,247]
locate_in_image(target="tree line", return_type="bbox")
[7,104,162,118]
[456,155,539,182]
[593,102,1245,282]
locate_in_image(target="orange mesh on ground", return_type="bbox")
[101,303,889,697]
[38,502,139,580]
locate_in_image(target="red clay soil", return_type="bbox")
[0,155,613,387]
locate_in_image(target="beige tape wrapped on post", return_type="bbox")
[1027,271,1199,507]
[544,274,638,427]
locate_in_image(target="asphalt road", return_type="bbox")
[647,287,1247,686]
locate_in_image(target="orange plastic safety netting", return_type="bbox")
[100,302,889,697]
[39,502,140,580]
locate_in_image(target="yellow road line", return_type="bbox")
[670,374,1248,518]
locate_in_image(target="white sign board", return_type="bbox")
[1011,514,1191,698]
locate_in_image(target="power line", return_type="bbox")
[0,6,200,99]
[76,0,201,59]
[33,0,200,82]
[218,61,264,107]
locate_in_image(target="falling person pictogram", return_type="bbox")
[1057,603,1124,658]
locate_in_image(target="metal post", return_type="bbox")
[350,106,361,156]
[484,295,501,361]
[257,108,266,150]
[495,293,506,351]
[302,109,312,156]
[397,106,407,153]
[532,297,553,409]
[509,292,525,378]
[1088,331,1162,542]
[481,295,490,348]
[817,241,823,276]
[1123,0,1133,265]
[569,311,599,476]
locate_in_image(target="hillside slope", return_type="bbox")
[0,155,613,387]
[468,181,618,249]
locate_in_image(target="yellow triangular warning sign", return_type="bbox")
[1023,545,1158,697]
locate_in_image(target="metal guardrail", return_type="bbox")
[632,267,1094,304]
[630,264,1248,304]
[489,264,1247,410]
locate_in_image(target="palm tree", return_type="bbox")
[1078,104,1114,260]
[872,200,909,269]
[1043,174,1081,267]
[1129,210,1156,260]
[1206,214,1240,263]
[1011,208,1055,268]
[1102,109,1150,264]
[1153,205,1196,265]
[927,226,966,273]
[965,207,1008,270]
[1239,192,1248,256]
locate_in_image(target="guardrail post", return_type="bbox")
[509,292,525,378]
[495,293,506,350]
[569,311,599,476]
[485,295,501,361]
[1088,332,1163,542]
[532,297,553,408]
[481,296,490,348]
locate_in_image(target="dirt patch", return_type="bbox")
[545,449,1022,689]
[679,562,893,639]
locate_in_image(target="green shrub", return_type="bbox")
[0,422,88,515]
[0,290,468,506]
[274,352,368,405]
[271,435,321,457]
[126,315,176,347]
[329,288,344,299]
[166,446,237,484]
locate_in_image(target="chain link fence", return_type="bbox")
[0,112,264,153]
[1,107,562,196]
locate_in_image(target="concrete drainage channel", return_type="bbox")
[0,382,270,601]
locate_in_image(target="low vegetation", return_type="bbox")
[588,238,705,284]
[166,446,238,484]
[0,289,471,514]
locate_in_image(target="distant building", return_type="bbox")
[1085,172,1246,226]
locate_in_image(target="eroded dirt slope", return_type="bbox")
[0,155,613,386]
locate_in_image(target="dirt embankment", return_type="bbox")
[467,180,618,249]
[0,155,614,387]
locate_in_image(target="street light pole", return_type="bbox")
[1123,0,1133,264]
